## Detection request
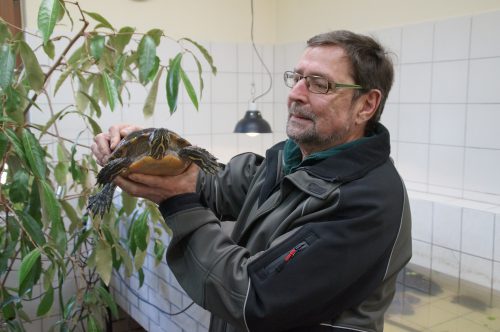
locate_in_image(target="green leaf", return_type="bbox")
[192,55,205,100]
[63,295,76,319]
[166,53,183,114]
[28,177,42,222]
[182,37,217,75]
[83,11,114,31]
[0,43,15,89]
[37,179,62,227]
[138,268,145,287]
[95,239,112,285]
[2,85,25,126]
[109,26,135,54]
[36,286,54,316]
[37,0,63,44]
[180,67,198,109]
[102,72,118,111]
[69,134,82,182]
[143,68,162,118]
[54,162,66,185]
[0,19,13,44]
[89,35,105,61]
[79,91,102,118]
[19,210,46,246]
[67,45,84,66]
[133,211,149,252]
[115,245,133,277]
[42,40,55,59]
[87,315,101,332]
[53,68,72,96]
[19,248,41,296]
[10,170,30,203]
[146,29,163,46]
[121,191,138,216]
[153,240,166,265]
[19,40,45,92]
[134,250,147,271]
[21,128,46,179]
[1,288,16,320]
[0,131,9,162]
[96,285,119,319]
[5,128,26,164]
[138,35,156,84]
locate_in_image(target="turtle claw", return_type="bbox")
[87,183,117,218]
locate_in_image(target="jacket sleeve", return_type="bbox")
[197,152,264,220]
[159,166,409,332]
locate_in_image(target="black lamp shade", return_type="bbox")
[234,110,272,134]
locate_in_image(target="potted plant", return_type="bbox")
[0,0,216,330]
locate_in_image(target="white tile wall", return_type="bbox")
[428,145,464,189]
[399,63,432,103]
[432,203,462,251]
[431,60,468,103]
[401,22,434,63]
[429,104,466,146]
[431,245,460,278]
[460,253,492,288]
[466,104,500,149]
[464,148,500,196]
[468,58,500,103]
[470,11,500,58]
[410,199,433,242]
[398,104,430,143]
[461,208,495,259]
[433,16,471,61]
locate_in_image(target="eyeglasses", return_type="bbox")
[283,71,364,94]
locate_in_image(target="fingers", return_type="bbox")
[108,124,143,150]
[91,133,111,166]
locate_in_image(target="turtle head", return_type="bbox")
[150,128,170,159]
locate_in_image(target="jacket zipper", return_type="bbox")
[264,241,309,276]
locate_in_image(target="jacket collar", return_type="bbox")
[268,123,391,184]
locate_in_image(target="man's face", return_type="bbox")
[286,45,365,156]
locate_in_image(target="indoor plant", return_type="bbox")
[0,0,216,330]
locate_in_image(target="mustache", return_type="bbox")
[289,103,314,120]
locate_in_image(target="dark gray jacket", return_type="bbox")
[159,124,412,332]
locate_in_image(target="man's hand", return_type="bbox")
[91,124,143,166]
[114,163,200,204]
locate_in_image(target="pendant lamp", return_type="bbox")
[234,0,272,136]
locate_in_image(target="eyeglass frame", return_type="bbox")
[283,71,364,94]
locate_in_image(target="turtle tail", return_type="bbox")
[179,146,221,175]
[87,183,117,218]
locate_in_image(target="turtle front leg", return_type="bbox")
[87,183,117,218]
[179,146,220,175]
[96,157,132,185]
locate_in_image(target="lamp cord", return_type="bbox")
[250,0,273,104]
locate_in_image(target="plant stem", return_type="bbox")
[23,4,89,116]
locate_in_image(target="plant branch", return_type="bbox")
[23,5,90,116]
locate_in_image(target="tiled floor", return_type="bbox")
[385,267,500,331]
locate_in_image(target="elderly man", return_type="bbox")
[92,30,411,332]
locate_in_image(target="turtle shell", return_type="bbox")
[109,127,191,176]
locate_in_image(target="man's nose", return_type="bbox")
[288,78,309,102]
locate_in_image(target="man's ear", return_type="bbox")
[355,89,382,124]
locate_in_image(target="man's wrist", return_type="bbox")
[158,192,203,217]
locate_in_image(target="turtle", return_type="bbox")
[87,127,220,218]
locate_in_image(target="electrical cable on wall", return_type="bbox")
[250,0,272,103]
[114,270,195,316]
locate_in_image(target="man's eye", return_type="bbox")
[311,79,327,90]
